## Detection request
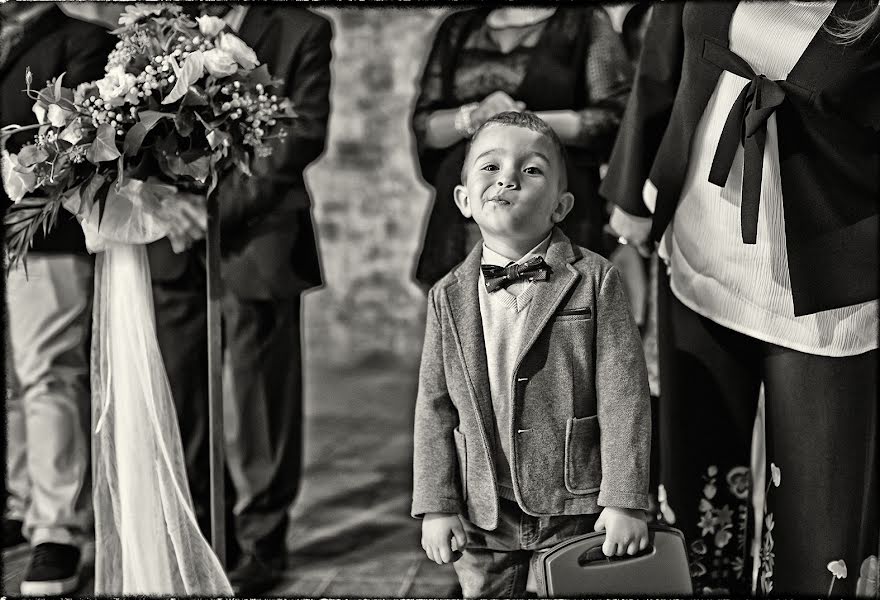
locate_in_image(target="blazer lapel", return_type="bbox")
[516,229,581,366]
[444,243,496,439]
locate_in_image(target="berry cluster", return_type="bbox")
[217,82,283,148]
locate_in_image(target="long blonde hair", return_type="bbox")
[825,0,880,44]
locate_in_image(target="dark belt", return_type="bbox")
[707,44,787,245]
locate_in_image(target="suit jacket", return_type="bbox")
[412,228,651,531]
[600,1,880,316]
[1,8,115,254]
[148,6,331,299]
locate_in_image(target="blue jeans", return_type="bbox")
[454,498,598,598]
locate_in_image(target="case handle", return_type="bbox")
[577,544,654,566]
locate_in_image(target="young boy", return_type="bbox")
[412,112,652,597]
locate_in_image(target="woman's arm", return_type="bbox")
[536,8,633,153]
[599,2,686,218]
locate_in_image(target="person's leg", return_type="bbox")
[222,294,303,592]
[150,253,211,535]
[657,275,763,593]
[454,499,533,598]
[6,332,30,547]
[7,254,93,594]
[761,345,878,595]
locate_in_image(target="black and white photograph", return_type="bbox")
[1,0,878,596]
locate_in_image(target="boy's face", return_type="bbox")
[454,125,573,246]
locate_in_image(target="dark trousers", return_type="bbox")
[151,254,304,563]
[453,498,598,598]
[657,270,878,594]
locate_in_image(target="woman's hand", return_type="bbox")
[471,90,526,129]
[609,205,654,257]
[595,506,649,557]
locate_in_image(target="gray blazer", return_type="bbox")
[412,228,651,531]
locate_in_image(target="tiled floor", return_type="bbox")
[2,355,461,597]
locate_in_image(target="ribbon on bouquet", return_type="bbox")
[63,179,232,595]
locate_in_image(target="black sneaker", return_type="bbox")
[20,542,81,595]
[228,553,284,596]
[3,518,26,548]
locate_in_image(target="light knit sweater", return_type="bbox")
[478,233,552,499]
[655,0,878,357]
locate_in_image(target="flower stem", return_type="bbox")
[828,576,835,597]
[0,123,44,140]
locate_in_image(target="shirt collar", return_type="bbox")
[481,231,553,267]
[223,5,249,32]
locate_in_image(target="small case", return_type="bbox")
[533,524,693,596]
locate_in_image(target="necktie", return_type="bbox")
[481,256,551,293]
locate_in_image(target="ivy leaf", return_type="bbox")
[86,124,122,164]
[162,51,205,105]
[206,128,231,150]
[246,64,272,87]
[123,111,173,157]
[181,88,209,107]
[174,110,195,137]
[94,177,113,227]
[165,154,210,183]
[1,152,38,203]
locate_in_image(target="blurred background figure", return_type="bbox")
[144,4,331,596]
[1,2,114,595]
[411,6,633,287]
[602,1,879,594]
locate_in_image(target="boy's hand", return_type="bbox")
[595,506,649,557]
[421,512,467,565]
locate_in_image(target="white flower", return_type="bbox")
[32,103,47,124]
[827,559,847,579]
[196,15,227,38]
[96,65,138,108]
[202,48,238,77]
[73,82,92,107]
[218,32,258,69]
[770,462,781,487]
[47,104,70,128]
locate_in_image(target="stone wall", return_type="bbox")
[303,7,450,368]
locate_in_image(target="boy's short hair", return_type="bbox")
[461,111,569,191]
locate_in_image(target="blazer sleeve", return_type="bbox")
[218,15,332,231]
[599,1,685,218]
[594,266,651,511]
[411,287,465,518]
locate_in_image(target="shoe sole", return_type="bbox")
[20,573,79,596]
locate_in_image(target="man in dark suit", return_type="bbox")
[2,4,115,594]
[145,5,331,594]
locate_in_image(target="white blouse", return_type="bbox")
[656,0,878,357]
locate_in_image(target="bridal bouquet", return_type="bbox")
[2,3,295,268]
[1,4,303,594]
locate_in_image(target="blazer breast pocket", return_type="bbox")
[552,307,593,322]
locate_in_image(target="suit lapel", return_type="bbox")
[444,243,495,438]
[515,229,580,366]
[237,5,273,54]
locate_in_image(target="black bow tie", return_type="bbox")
[481,256,551,293]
